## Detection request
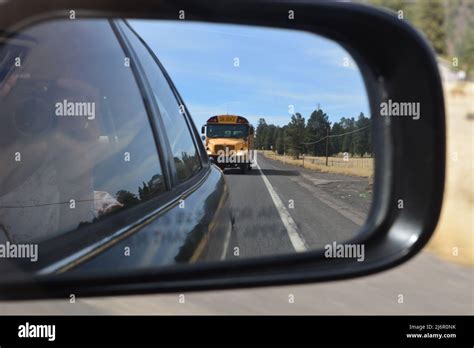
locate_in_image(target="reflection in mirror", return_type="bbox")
[0,18,372,278]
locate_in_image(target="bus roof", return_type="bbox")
[206,115,250,124]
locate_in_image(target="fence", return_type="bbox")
[303,155,373,169]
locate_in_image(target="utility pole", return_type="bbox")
[325,126,329,166]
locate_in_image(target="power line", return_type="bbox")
[301,136,327,146]
[328,125,370,138]
[301,125,370,145]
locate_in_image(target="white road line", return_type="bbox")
[255,152,307,252]
[220,221,232,260]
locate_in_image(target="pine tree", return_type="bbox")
[275,128,285,155]
[255,118,267,150]
[306,108,330,156]
[415,0,447,55]
[353,113,371,157]
[330,122,344,155]
[286,113,306,158]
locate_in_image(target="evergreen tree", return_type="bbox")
[459,22,474,78]
[305,108,330,156]
[353,113,371,157]
[330,121,344,155]
[264,125,277,150]
[414,0,447,55]
[340,117,356,155]
[255,118,267,149]
[275,127,285,154]
[286,113,306,158]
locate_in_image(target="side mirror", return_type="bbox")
[0,0,445,300]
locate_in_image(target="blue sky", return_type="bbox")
[130,20,370,127]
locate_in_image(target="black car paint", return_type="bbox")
[70,165,232,273]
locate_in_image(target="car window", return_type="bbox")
[120,22,202,183]
[0,19,166,244]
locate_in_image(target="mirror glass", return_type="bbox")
[0,18,372,278]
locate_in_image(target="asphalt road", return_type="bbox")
[223,151,372,258]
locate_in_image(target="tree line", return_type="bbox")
[367,0,474,79]
[255,108,372,159]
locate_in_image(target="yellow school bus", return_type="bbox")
[201,115,254,173]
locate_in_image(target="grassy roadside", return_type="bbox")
[262,151,373,178]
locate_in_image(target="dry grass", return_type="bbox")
[426,81,474,266]
[262,151,373,178]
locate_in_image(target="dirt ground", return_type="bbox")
[427,81,474,266]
